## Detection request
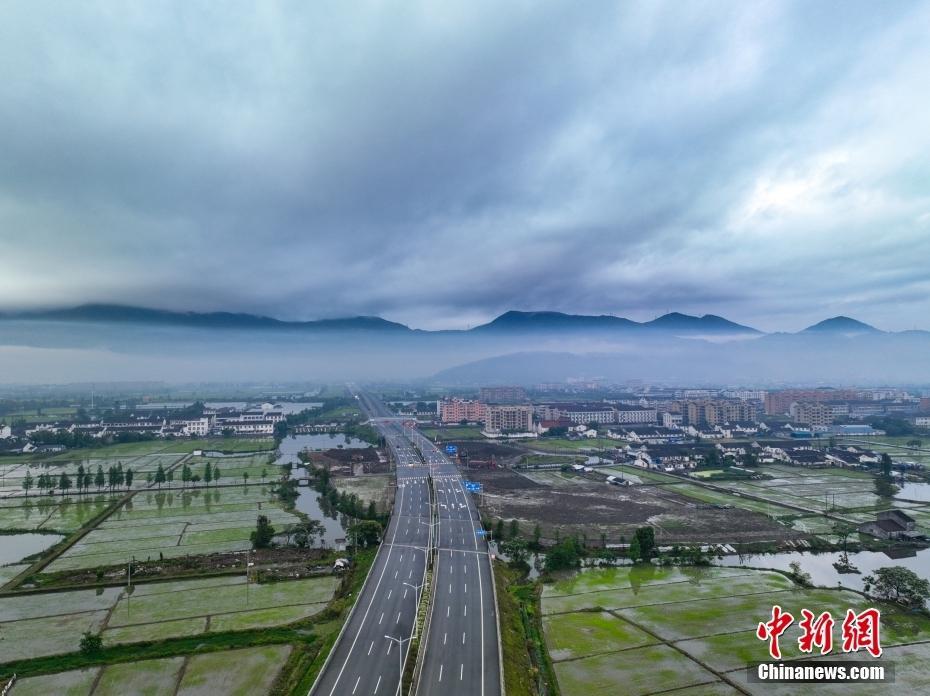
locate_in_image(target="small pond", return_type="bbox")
[717,547,930,592]
[0,532,65,565]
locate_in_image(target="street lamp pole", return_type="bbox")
[403,581,425,638]
[384,634,412,696]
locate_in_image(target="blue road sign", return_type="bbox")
[476,529,487,536]
[464,481,482,493]
[445,444,458,455]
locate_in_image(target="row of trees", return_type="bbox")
[22,463,134,496]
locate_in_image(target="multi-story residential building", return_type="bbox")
[790,402,834,428]
[218,420,276,435]
[241,407,284,423]
[535,403,616,425]
[662,412,684,428]
[615,405,657,424]
[439,399,487,424]
[682,400,758,426]
[174,417,212,437]
[764,389,859,415]
[485,405,533,432]
[479,386,527,403]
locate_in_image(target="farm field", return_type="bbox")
[530,438,621,452]
[420,426,486,440]
[541,565,930,696]
[46,486,300,572]
[0,575,337,662]
[0,406,77,425]
[842,436,930,467]
[9,645,292,696]
[0,494,121,532]
[163,438,276,453]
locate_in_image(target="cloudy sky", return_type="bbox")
[1,1,929,332]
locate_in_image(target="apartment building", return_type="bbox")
[485,404,533,432]
[790,402,834,428]
[439,399,487,424]
[615,404,658,424]
[764,389,859,415]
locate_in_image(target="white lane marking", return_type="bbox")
[449,583,452,594]
[367,641,374,655]
[465,583,467,593]
[460,664,464,681]
[326,477,407,695]
[378,612,384,625]
[438,665,443,683]
[403,588,408,599]
[374,675,381,694]
[396,611,401,624]
[446,606,450,617]
[394,570,398,579]
[443,632,447,645]
[387,589,392,599]
[462,631,466,644]
[352,676,360,694]
[464,605,467,616]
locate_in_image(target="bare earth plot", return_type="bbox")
[10,645,291,696]
[541,565,930,696]
[470,468,793,544]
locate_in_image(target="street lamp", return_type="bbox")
[384,634,412,696]
[403,581,425,638]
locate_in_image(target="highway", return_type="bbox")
[311,390,501,696]
[311,392,431,696]
[408,429,502,696]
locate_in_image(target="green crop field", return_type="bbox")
[0,575,337,662]
[164,438,277,453]
[420,426,486,440]
[9,645,292,696]
[45,487,300,572]
[531,438,621,452]
[541,565,930,696]
[0,493,121,532]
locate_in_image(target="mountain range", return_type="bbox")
[0,303,897,335]
[1,304,928,384]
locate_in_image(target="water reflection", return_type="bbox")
[719,547,930,591]
[0,532,64,564]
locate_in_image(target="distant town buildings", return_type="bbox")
[764,389,859,415]
[479,385,527,403]
[534,402,657,425]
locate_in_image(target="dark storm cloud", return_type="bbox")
[1,1,929,331]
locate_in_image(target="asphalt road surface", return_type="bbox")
[312,394,430,696]
[409,431,502,696]
[312,391,501,696]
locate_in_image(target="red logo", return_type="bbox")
[756,606,882,659]
[756,605,794,659]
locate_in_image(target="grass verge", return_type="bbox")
[495,563,560,696]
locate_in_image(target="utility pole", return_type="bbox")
[246,550,254,607]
